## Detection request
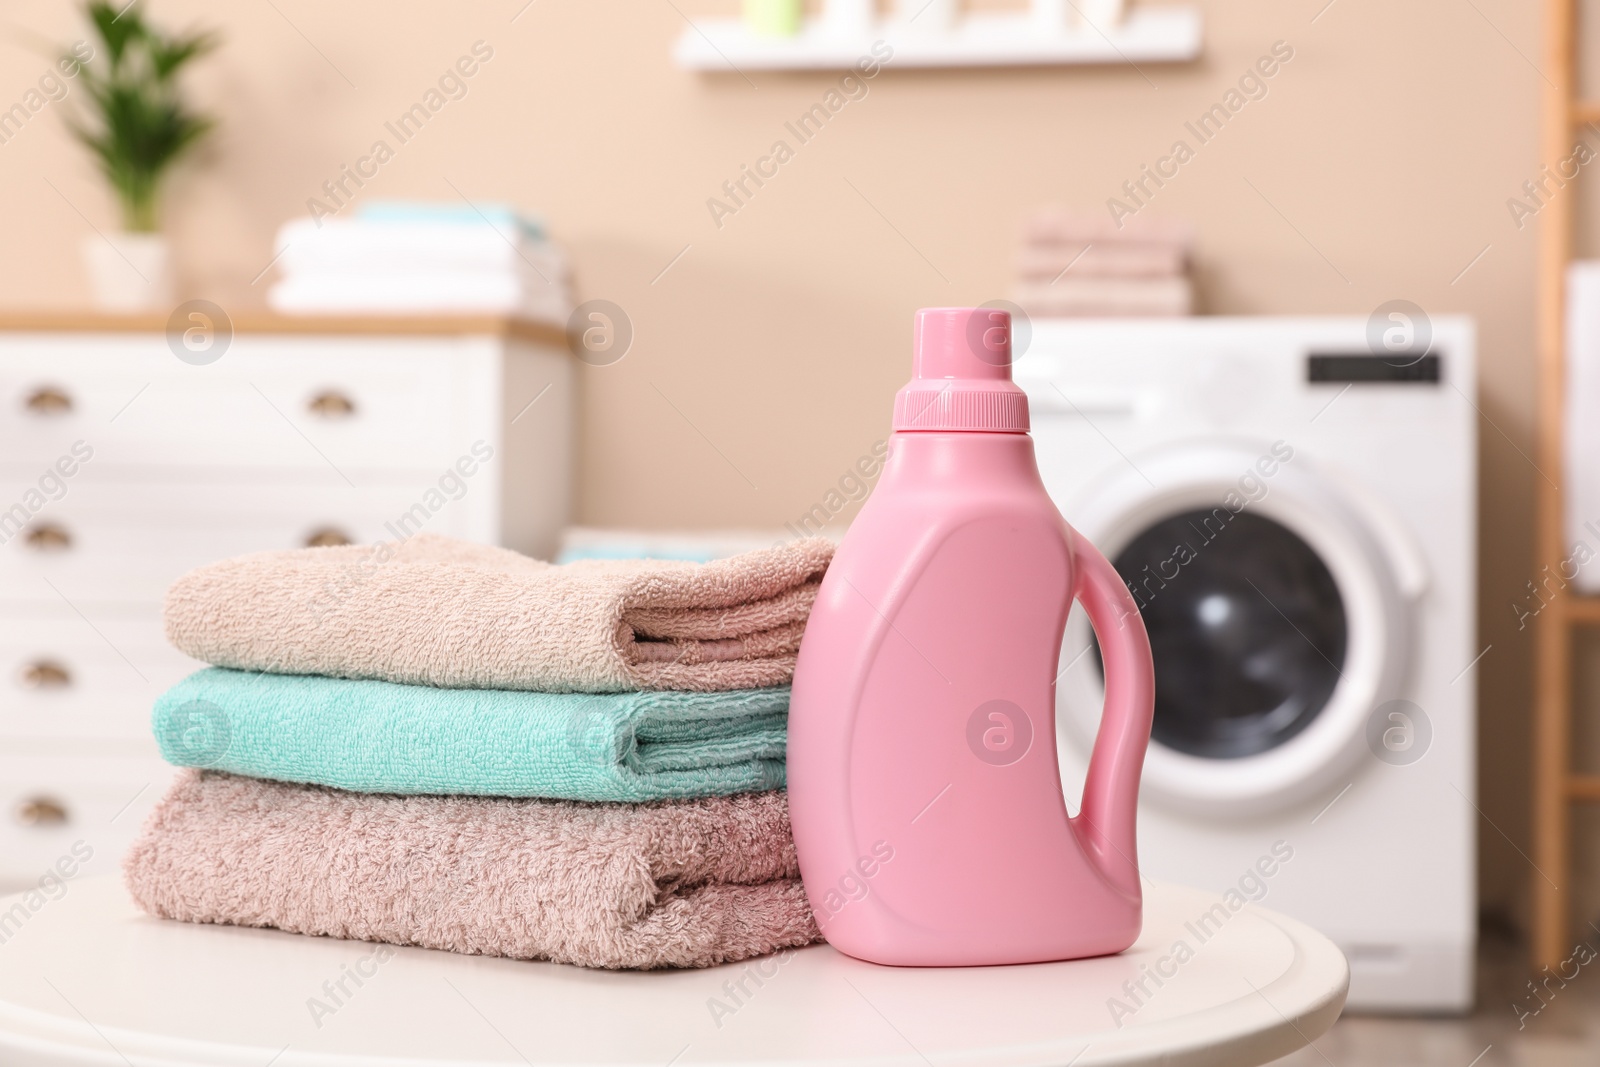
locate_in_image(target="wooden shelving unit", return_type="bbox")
[1533,0,1600,967]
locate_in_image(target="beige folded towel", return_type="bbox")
[125,771,821,970]
[1015,243,1188,280]
[164,533,833,692]
[1012,276,1194,318]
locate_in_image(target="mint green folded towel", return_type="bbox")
[152,668,787,802]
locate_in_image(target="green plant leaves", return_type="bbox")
[150,32,217,81]
[70,1,218,232]
[86,1,144,69]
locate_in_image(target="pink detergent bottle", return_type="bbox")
[787,307,1155,967]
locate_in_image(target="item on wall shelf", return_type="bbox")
[267,200,572,322]
[1564,262,1600,592]
[823,0,876,37]
[900,0,957,32]
[1030,0,1069,32]
[1012,207,1195,317]
[787,307,1155,966]
[1077,0,1126,26]
[1028,0,1123,31]
[745,0,803,36]
[64,2,217,310]
[127,770,820,970]
[673,4,1199,70]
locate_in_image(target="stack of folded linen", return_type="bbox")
[1011,208,1195,318]
[124,533,833,970]
[268,201,572,323]
[555,526,800,564]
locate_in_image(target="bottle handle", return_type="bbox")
[1070,529,1155,900]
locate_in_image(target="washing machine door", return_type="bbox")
[1058,439,1425,817]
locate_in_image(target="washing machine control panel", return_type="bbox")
[1306,352,1441,383]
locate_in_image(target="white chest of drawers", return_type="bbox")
[0,312,574,893]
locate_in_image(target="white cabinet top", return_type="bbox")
[0,310,567,346]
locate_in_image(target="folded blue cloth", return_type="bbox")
[554,544,727,564]
[356,200,545,240]
[153,668,787,802]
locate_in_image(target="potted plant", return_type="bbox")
[67,1,216,311]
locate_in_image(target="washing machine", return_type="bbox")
[1017,316,1476,1012]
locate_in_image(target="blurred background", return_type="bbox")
[2,0,1597,1061]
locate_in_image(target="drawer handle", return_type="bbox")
[24,524,71,551]
[19,660,71,689]
[304,527,352,548]
[24,385,73,415]
[307,390,356,418]
[16,796,68,827]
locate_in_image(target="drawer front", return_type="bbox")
[0,334,482,473]
[0,612,199,742]
[0,475,497,607]
[0,747,177,894]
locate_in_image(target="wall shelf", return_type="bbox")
[673,7,1202,72]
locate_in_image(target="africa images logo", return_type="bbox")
[966,700,1033,767]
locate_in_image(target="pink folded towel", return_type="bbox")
[164,533,834,692]
[125,771,820,970]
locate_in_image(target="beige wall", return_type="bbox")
[0,0,1548,927]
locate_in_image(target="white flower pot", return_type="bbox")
[900,0,957,32]
[83,233,174,312]
[1076,0,1125,27]
[1031,0,1069,31]
[823,0,876,37]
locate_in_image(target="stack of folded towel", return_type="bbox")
[124,533,833,970]
[1011,207,1195,318]
[268,201,573,323]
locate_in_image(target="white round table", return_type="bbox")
[0,877,1345,1067]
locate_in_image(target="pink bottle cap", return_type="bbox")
[892,307,1030,432]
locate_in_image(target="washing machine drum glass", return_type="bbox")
[1096,509,1348,759]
